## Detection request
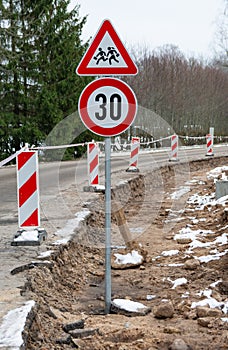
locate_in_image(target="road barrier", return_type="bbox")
[11,150,47,246]
[17,151,40,228]
[170,134,179,161]
[88,142,99,186]
[126,137,140,172]
[206,134,214,156]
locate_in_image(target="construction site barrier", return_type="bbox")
[206,134,214,156]
[88,142,99,186]
[17,151,40,228]
[126,137,140,172]
[170,134,179,161]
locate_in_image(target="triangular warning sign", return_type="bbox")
[76,19,138,76]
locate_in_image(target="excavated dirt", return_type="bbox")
[22,157,227,350]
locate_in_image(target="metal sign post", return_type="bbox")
[105,137,111,313]
[76,19,138,315]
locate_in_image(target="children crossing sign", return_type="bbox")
[76,19,138,314]
[76,19,138,76]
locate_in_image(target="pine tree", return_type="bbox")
[0,0,91,159]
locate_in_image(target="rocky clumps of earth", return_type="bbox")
[19,157,228,349]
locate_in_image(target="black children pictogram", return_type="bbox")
[107,46,119,65]
[93,46,120,65]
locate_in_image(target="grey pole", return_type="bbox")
[105,137,111,313]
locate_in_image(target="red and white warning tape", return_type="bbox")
[31,142,86,150]
[0,147,26,168]
[1,133,228,168]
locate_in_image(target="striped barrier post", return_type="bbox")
[17,151,40,227]
[206,134,214,156]
[11,150,47,246]
[88,142,99,186]
[126,137,140,172]
[170,134,179,161]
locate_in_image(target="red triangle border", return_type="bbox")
[76,20,138,76]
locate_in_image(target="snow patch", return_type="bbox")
[112,299,147,312]
[114,250,143,265]
[196,249,227,263]
[167,277,188,289]
[13,230,39,242]
[221,318,228,322]
[187,192,215,210]
[93,184,105,191]
[53,209,90,245]
[210,280,223,288]
[170,186,190,199]
[0,300,35,349]
[37,250,54,259]
[207,166,228,180]
[174,227,213,242]
[191,289,228,314]
[161,249,179,257]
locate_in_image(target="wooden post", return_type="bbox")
[112,200,133,246]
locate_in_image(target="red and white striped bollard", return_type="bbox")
[170,134,179,161]
[206,134,214,156]
[12,149,47,245]
[126,137,140,172]
[17,151,40,228]
[88,142,99,186]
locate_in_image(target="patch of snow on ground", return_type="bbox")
[185,179,206,185]
[221,318,228,322]
[210,280,223,288]
[161,249,179,256]
[170,186,190,200]
[112,299,147,312]
[174,227,213,242]
[191,289,228,314]
[207,166,228,180]
[214,233,228,245]
[181,232,226,253]
[114,250,143,265]
[167,277,187,289]
[195,249,227,263]
[14,230,39,242]
[187,192,215,210]
[53,209,90,244]
[37,250,54,258]
[0,300,35,349]
[215,195,228,205]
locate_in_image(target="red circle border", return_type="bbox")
[78,78,137,137]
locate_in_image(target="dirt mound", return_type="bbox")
[23,157,228,350]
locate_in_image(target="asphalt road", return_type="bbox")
[0,144,228,226]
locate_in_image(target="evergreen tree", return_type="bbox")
[0,0,91,159]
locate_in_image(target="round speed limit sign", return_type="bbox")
[78,78,137,137]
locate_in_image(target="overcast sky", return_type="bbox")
[69,0,224,58]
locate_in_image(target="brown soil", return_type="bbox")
[23,157,228,350]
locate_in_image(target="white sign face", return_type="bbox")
[87,86,129,128]
[78,78,137,137]
[87,32,128,69]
